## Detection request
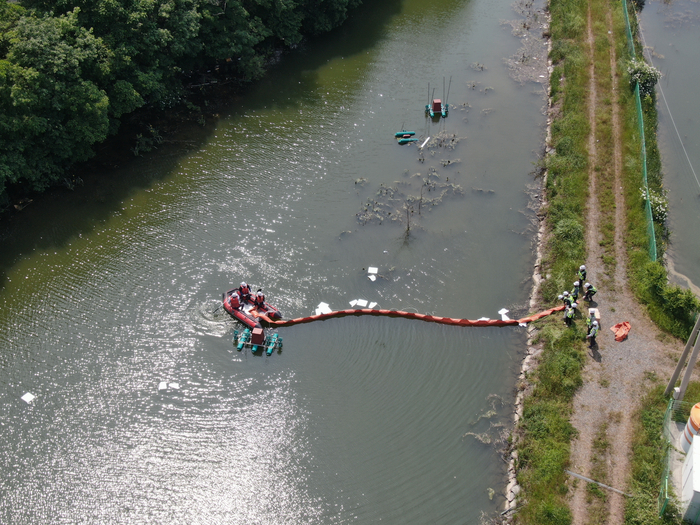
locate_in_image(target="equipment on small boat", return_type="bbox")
[425,77,450,118]
[233,328,283,355]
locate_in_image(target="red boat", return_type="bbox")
[222,288,283,329]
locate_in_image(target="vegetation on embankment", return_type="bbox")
[0,0,362,207]
[513,0,699,522]
[619,23,700,340]
[512,0,590,521]
[623,378,694,525]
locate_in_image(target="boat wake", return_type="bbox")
[190,300,234,337]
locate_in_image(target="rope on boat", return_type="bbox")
[257,305,565,328]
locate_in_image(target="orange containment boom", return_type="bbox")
[255,305,565,328]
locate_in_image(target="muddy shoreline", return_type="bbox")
[503,5,553,517]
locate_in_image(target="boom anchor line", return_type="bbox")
[253,305,566,328]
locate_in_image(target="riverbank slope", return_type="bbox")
[510,0,700,523]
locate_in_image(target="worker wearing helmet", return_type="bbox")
[586,311,596,334]
[584,282,597,302]
[564,305,575,326]
[237,282,252,303]
[586,320,599,347]
[561,291,572,308]
[578,265,587,282]
[254,291,266,310]
[571,281,580,301]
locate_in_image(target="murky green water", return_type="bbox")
[0,0,548,522]
[639,0,700,291]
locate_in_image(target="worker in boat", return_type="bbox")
[254,290,267,311]
[583,282,597,302]
[236,282,252,303]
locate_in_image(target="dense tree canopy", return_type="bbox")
[0,0,362,202]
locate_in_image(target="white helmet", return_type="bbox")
[584,282,591,289]
[572,302,578,308]
[580,265,586,271]
[240,282,248,288]
[256,291,264,298]
[558,294,563,300]
[563,291,569,297]
[573,281,579,287]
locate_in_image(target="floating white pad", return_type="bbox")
[498,308,509,315]
[158,382,168,391]
[356,299,368,307]
[478,317,490,321]
[369,302,377,309]
[349,300,358,307]
[368,267,378,274]
[315,302,333,315]
[368,275,376,281]
[168,383,180,390]
[21,393,35,404]
[519,322,527,327]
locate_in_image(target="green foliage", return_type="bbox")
[634,262,700,339]
[0,0,364,201]
[0,10,110,193]
[627,57,661,97]
[626,384,684,524]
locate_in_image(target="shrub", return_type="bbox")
[627,58,661,97]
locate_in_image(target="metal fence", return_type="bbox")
[621,0,658,262]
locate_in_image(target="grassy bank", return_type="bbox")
[513,0,590,520]
[623,380,700,524]
[513,0,698,522]
[618,3,700,341]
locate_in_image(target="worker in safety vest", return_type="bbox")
[572,281,582,301]
[586,320,599,347]
[583,282,597,302]
[586,312,596,334]
[237,282,252,303]
[578,265,587,282]
[564,305,575,326]
[560,291,572,308]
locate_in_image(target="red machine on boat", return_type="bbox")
[222,288,283,329]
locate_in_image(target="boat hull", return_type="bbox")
[222,289,282,329]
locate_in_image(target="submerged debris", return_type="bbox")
[503,0,549,84]
[356,173,464,226]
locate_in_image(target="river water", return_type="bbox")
[639,0,700,293]
[0,0,548,523]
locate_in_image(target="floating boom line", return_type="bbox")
[254,305,565,328]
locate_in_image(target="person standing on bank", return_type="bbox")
[578,265,587,282]
[586,311,596,334]
[564,305,575,326]
[560,291,572,308]
[586,320,599,347]
[571,281,580,301]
